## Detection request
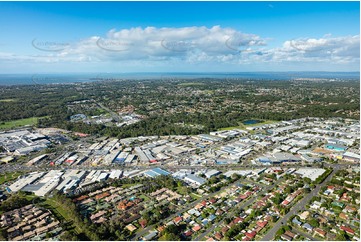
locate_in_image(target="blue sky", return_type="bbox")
[0,1,359,73]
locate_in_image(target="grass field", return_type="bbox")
[0,171,23,185]
[43,198,82,234]
[218,119,279,131]
[0,116,47,130]
[0,99,17,102]
[178,82,205,87]
[121,183,141,188]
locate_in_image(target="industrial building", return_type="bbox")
[257,152,301,164]
[294,168,325,181]
[7,172,45,193]
[135,147,149,163]
[0,129,50,156]
[184,174,206,186]
[109,170,123,179]
[144,168,170,178]
[342,151,360,162]
[204,169,221,178]
[325,143,348,152]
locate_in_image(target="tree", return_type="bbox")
[309,219,319,228]
[276,227,285,236]
[159,232,180,241]
[303,177,312,184]
[0,228,7,241]
[336,231,348,241]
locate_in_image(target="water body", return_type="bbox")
[0,72,359,86]
[242,119,261,125]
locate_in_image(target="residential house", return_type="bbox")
[299,211,310,220]
[245,231,257,240]
[284,230,297,240]
[340,225,355,235]
[302,223,313,232]
[314,228,326,238]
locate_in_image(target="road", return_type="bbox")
[194,177,285,241]
[131,177,257,241]
[0,162,356,175]
[93,99,122,122]
[261,167,338,241]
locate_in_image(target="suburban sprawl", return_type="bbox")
[0,78,360,241]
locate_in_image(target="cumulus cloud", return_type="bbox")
[283,35,359,58]
[0,26,359,70]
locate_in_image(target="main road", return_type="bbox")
[0,162,356,175]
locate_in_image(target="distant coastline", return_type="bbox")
[0,72,359,86]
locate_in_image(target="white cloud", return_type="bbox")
[283,35,359,57]
[0,26,359,71]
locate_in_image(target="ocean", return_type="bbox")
[0,72,359,86]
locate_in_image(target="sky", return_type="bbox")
[0,1,359,73]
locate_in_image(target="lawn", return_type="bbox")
[190,193,202,199]
[139,194,149,201]
[0,116,47,130]
[176,186,189,195]
[0,171,23,185]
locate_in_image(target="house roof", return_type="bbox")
[340,226,354,234]
[257,221,268,228]
[157,226,165,232]
[125,224,137,232]
[174,216,182,223]
[282,200,290,206]
[281,234,292,241]
[234,217,243,224]
[339,213,348,220]
[314,228,326,237]
[192,225,202,232]
[284,230,296,238]
[292,217,302,225]
[221,226,229,234]
[214,232,223,240]
[184,230,193,237]
[245,231,257,239]
[302,223,313,230]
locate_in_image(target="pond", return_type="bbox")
[242,119,261,125]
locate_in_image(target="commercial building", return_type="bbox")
[184,174,206,186]
[144,168,170,178]
[7,172,45,193]
[342,151,360,162]
[34,178,60,197]
[325,143,347,152]
[204,170,221,178]
[109,170,123,179]
[294,168,325,181]
[198,134,222,142]
[257,152,301,164]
